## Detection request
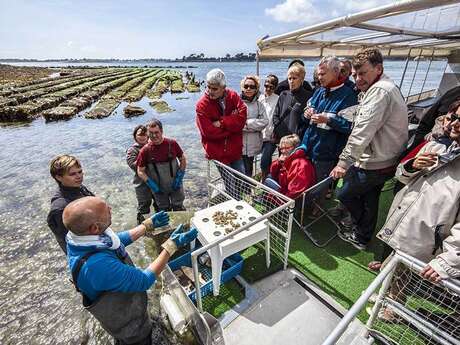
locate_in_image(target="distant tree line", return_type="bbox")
[179,53,257,62]
[0,53,259,63]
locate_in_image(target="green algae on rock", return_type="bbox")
[0,66,195,123]
[123,104,146,117]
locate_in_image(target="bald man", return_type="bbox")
[63,196,197,345]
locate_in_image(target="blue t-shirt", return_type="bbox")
[302,85,358,162]
[67,231,156,302]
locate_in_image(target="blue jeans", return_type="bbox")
[337,166,394,244]
[242,155,254,177]
[263,176,281,191]
[260,142,277,175]
[228,159,245,174]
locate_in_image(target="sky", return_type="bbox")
[0,0,396,59]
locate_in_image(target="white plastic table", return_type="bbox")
[192,199,270,296]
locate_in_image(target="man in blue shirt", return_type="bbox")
[302,56,358,190]
[63,196,197,345]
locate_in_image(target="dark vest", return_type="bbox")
[72,251,152,344]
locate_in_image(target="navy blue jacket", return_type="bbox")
[301,85,358,162]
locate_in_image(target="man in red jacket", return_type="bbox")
[265,134,316,199]
[196,68,247,173]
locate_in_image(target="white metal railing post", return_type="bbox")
[363,255,398,338]
[321,256,400,345]
[192,250,203,311]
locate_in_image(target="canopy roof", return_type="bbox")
[257,0,460,58]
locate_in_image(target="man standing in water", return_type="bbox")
[195,68,247,173]
[63,196,198,345]
[137,118,187,212]
[47,154,94,254]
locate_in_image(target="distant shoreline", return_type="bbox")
[0,58,282,63]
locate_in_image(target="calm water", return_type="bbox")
[0,60,446,344]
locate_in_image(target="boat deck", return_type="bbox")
[224,268,374,345]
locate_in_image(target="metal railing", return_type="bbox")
[191,160,295,311]
[322,251,460,345]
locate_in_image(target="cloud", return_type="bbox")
[264,0,321,24]
[265,0,396,25]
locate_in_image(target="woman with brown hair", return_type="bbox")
[126,124,158,224]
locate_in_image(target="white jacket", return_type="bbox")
[259,93,279,141]
[378,141,460,279]
[242,95,268,157]
[338,74,408,170]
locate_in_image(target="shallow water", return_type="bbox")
[0,60,445,344]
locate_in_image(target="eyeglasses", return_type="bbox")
[264,83,274,89]
[279,145,294,152]
[243,84,257,90]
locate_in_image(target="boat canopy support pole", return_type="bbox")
[256,51,260,76]
[399,49,412,90]
[418,49,435,101]
[407,50,423,100]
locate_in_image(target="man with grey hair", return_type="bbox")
[196,68,247,172]
[301,56,358,193]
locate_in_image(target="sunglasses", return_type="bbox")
[243,84,257,90]
[448,113,460,123]
[264,83,274,89]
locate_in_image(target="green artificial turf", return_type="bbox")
[202,279,245,318]
[204,180,397,324]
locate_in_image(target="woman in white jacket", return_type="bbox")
[240,75,269,177]
[259,75,280,181]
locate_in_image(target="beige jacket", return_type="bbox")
[378,141,460,279]
[338,74,408,170]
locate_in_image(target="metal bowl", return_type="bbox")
[249,216,256,221]
[213,231,221,236]
[236,205,243,210]
[202,217,209,222]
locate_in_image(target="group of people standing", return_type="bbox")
[195,48,460,284]
[44,46,460,344]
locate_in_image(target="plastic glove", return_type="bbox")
[161,224,198,256]
[146,177,160,193]
[142,211,169,232]
[172,169,185,190]
[152,211,169,228]
[170,224,198,247]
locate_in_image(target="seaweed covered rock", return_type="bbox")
[149,99,174,113]
[123,104,146,117]
[42,106,79,122]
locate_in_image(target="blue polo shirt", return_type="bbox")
[67,231,156,302]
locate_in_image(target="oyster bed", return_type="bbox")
[0,66,201,122]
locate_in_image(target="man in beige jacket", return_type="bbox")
[378,107,460,281]
[330,48,408,250]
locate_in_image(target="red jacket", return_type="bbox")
[270,149,316,199]
[196,89,247,164]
